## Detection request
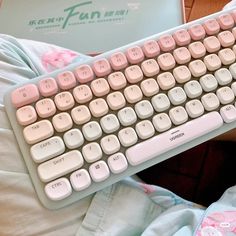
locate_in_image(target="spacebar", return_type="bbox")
[126,111,223,166]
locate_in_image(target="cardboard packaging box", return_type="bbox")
[0,0,185,55]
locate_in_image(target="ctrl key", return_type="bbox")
[45,178,72,201]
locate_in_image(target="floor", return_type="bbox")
[185,0,230,22]
[137,0,236,207]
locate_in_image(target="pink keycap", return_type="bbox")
[173,47,191,64]
[11,84,40,108]
[188,24,206,40]
[158,35,176,51]
[93,58,112,77]
[16,105,37,126]
[38,77,58,97]
[203,36,221,53]
[57,71,77,90]
[232,27,236,38]
[203,19,220,35]
[218,13,234,30]
[73,85,93,104]
[110,52,128,70]
[143,40,160,57]
[74,64,94,83]
[157,53,176,71]
[125,65,143,84]
[188,41,206,58]
[231,9,236,22]
[126,46,145,64]
[218,30,235,47]
[36,98,56,118]
[173,29,191,46]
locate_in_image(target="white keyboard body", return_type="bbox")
[4,6,236,209]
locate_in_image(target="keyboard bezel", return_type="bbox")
[3,6,236,209]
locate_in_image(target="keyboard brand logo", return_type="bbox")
[28,1,129,30]
[169,130,185,142]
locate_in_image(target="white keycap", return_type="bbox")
[157,72,176,90]
[126,112,223,166]
[140,78,159,97]
[100,114,120,133]
[168,87,187,105]
[63,129,84,149]
[214,68,232,86]
[189,60,207,77]
[23,120,54,145]
[134,100,154,119]
[216,87,234,104]
[82,121,102,141]
[108,153,128,174]
[184,80,203,98]
[231,82,236,95]
[89,98,108,117]
[118,107,137,126]
[100,135,120,155]
[218,48,236,65]
[135,120,155,139]
[70,169,91,191]
[141,59,160,77]
[125,65,143,83]
[54,91,75,111]
[169,106,188,125]
[151,93,170,112]
[82,142,102,163]
[229,63,236,79]
[45,178,72,201]
[107,91,126,110]
[38,150,84,182]
[31,136,65,163]
[185,99,204,118]
[108,72,127,90]
[118,127,138,147]
[152,113,172,132]
[201,93,220,111]
[89,160,110,182]
[71,105,91,125]
[203,54,222,71]
[199,74,218,92]
[91,78,110,97]
[220,105,236,123]
[173,65,191,83]
[52,112,73,132]
[124,85,143,103]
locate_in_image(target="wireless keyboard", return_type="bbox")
[4,6,236,209]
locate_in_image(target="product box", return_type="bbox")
[0,0,185,55]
